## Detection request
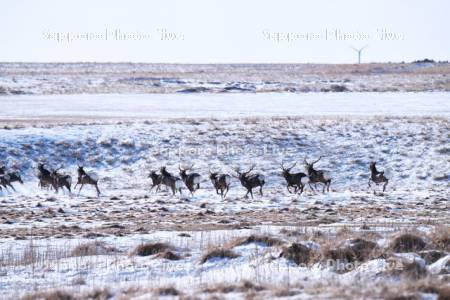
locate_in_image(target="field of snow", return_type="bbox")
[0,93,449,299]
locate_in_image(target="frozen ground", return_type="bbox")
[0,93,449,299]
[1,62,449,95]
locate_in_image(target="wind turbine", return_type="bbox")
[350,45,368,64]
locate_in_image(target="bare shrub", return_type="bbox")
[390,234,427,253]
[200,248,240,264]
[131,242,173,257]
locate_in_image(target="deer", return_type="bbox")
[160,166,183,195]
[148,170,163,192]
[304,156,331,193]
[51,168,72,194]
[233,164,265,199]
[37,163,54,190]
[179,164,202,195]
[280,161,309,194]
[209,169,231,199]
[75,166,101,197]
[0,166,16,191]
[368,162,389,192]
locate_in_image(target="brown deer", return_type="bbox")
[233,165,265,199]
[209,169,231,199]
[160,166,183,195]
[179,164,202,195]
[369,162,389,192]
[280,161,309,194]
[51,168,72,194]
[148,170,162,192]
[75,166,101,197]
[0,166,18,191]
[37,163,54,190]
[304,156,331,193]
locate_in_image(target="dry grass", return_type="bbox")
[131,242,174,257]
[390,233,427,253]
[71,241,119,257]
[154,250,181,260]
[429,226,450,251]
[228,234,284,248]
[203,280,265,294]
[322,238,379,264]
[23,288,111,300]
[280,243,314,265]
[200,248,240,264]
[156,287,180,296]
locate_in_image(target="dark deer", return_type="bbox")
[209,169,231,199]
[160,166,183,195]
[280,162,309,194]
[51,168,72,194]
[179,164,201,195]
[148,170,162,192]
[75,166,101,197]
[0,166,16,191]
[233,165,265,199]
[37,163,54,190]
[304,156,331,193]
[369,162,389,192]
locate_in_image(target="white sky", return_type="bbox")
[1,0,449,63]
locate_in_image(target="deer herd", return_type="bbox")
[0,157,390,198]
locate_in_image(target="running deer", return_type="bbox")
[179,164,201,195]
[233,165,265,199]
[304,156,331,193]
[209,169,231,199]
[0,166,16,191]
[75,166,101,197]
[368,162,389,192]
[160,166,183,195]
[148,170,162,192]
[280,161,309,194]
[51,168,72,194]
[37,163,54,190]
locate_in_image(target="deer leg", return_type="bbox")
[95,184,101,197]
[78,184,84,196]
[224,186,229,198]
[383,180,388,192]
[327,180,331,192]
[249,189,254,199]
[6,182,16,192]
[260,186,263,196]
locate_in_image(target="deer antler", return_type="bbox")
[303,157,309,165]
[244,164,255,175]
[311,156,322,165]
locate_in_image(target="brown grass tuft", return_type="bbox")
[200,248,240,264]
[323,238,378,264]
[280,243,313,265]
[154,250,181,260]
[429,227,450,251]
[203,280,265,294]
[229,234,284,248]
[71,241,119,257]
[23,290,74,300]
[390,234,427,253]
[157,287,180,296]
[131,242,173,257]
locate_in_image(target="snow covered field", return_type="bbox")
[0,93,449,299]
